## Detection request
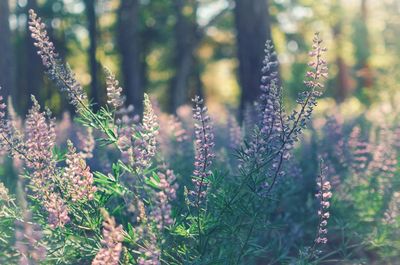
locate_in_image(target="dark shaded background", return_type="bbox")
[0,0,397,117]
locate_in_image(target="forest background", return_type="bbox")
[0,0,395,119]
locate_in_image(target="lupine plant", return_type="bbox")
[0,10,348,265]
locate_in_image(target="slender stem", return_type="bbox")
[235,213,258,264]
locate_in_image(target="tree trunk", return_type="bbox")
[353,0,372,92]
[84,0,101,109]
[117,0,144,114]
[358,0,372,88]
[0,0,15,101]
[331,9,353,103]
[169,0,199,112]
[234,0,273,117]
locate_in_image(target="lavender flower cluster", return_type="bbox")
[63,140,97,202]
[314,161,332,245]
[92,210,124,265]
[28,10,88,110]
[190,96,215,203]
[105,67,125,110]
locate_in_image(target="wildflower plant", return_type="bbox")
[0,10,341,265]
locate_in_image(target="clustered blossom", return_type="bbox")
[150,170,178,230]
[105,67,125,109]
[132,94,159,170]
[285,33,327,153]
[76,127,95,159]
[241,34,328,196]
[28,10,88,109]
[258,40,280,112]
[24,96,70,229]
[63,141,97,202]
[258,40,284,144]
[190,96,215,202]
[44,192,70,229]
[243,42,282,164]
[0,92,69,229]
[140,94,159,159]
[314,161,332,245]
[92,210,124,265]
[15,210,47,265]
[24,96,56,172]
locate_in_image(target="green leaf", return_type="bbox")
[145,177,160,190]
[152,172,161,183]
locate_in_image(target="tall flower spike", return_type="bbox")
[104,67,125,109]
[92,209,124,265]
[190,96,215,203]
[28,9,88,109]
[141,94,158,159]
[25,96,70,229]
[258,40,282,128]
[24,95,56,187]
[150,169,178,230]
[284,33,328,158]
[63,140,97,202]
[243,42,283,165]
[313,159,331,247]
[132,94,159,170]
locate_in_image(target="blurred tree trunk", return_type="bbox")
[84,0,101,109]
[335,57,353,102]
[359,0,372,88]
[169,0,199,112]
[234,0,273,118]
[354,0,373,92]
[0,0,15,101]
[168,1,230,112]
[117,0,144,114]
[331,5,353,103]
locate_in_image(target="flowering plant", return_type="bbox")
[0,10,336,265]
